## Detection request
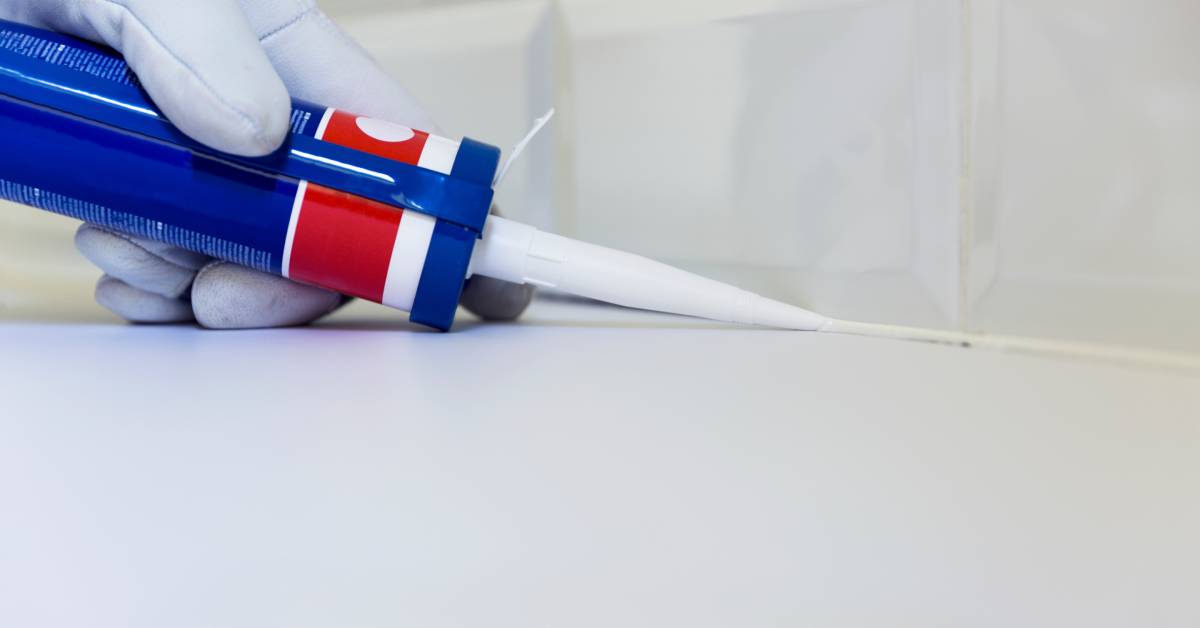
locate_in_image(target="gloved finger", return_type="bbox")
[241,2,438,131]
[75,224,206,299]
[95,275,195,324]
[459,205,535,321]
[191,261,346,329]
[460,276,535,322]
[9,0,292,156]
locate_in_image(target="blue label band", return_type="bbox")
[0,91,296,273]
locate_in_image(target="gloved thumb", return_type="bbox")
[14,0,292,156]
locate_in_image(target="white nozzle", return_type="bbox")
[468,217,831,331]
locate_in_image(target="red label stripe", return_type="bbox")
[319,109,430,165]
[286,183,403,303]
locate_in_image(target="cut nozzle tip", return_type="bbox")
[746,295,831,331]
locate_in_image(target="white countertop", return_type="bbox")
[2,297,1198,627]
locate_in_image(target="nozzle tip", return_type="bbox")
[748,295,831,331]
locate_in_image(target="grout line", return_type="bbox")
[957,0,974,333]
[549,0,577,239]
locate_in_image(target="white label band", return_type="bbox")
[381,210,436,311]
[280,180,308,279]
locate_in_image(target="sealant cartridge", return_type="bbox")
[0,18,829,332]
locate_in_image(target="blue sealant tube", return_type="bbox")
[0,19,499,331]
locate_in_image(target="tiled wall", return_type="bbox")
[1,0,1197,353]
[966,0,1200,353]
[342,0,1198,352]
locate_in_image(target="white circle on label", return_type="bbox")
[355,117,415,143]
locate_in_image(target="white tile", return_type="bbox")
[967,0,1200,352]
[560,0,963,328]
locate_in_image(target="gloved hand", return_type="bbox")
[0,0,533,327]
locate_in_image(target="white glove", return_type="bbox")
[1,0,533,327]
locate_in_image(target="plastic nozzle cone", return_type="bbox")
[745,294,831,331]
[470,217,831,330]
